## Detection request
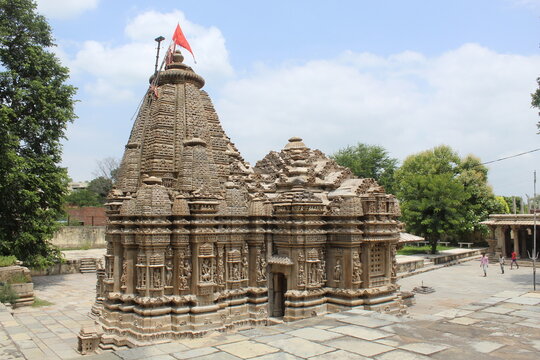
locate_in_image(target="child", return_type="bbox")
[511,251,519,269]
[499,254,505,274]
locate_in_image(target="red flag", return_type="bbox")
[172,23,195,61]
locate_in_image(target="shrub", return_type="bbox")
[0,283,18,305]
[0,256,18,267]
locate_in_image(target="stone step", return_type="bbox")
[79,258,97,273]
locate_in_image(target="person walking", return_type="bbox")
[480,253,489,277]
[499,254,505,274]
[511,251,519,269]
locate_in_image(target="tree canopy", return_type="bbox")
[394,145,502,253]
[0,0,76,267]
[332,143,398,193]
[532,77,540,132]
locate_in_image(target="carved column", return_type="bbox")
[512,225,520,257]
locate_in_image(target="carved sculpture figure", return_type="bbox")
[334,259,342,282]
[201,259,212,283]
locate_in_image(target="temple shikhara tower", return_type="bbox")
[91,50,403,348]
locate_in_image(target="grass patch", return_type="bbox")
[32,297,53,307]
[0,283,18,304]
[0,255,18,267]
[398,245,455,255]
[7,273,30,284]
[59,244,92,251]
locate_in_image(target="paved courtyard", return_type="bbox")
[1,258,539,359]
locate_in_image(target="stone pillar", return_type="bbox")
[113,241,123,293]
[125,245,137,294]
[494,226,505,257]
[512,226,520,257]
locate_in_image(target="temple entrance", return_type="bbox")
[271,273,287,318]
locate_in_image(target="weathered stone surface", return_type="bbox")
[94,49,402,348]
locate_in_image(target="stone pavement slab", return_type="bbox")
[447,316,480,325]
[398,342,449,356]
[504,296,540,305]
[336,315,393,328]
[376,349,431,360]
[217,340,279,359]
[266,337,334,358]
[309,349,371,359]
[251,353,301,360]
[324,337,393,357]
[469,340,505,353]
[286,327,342,342]
[171,346,217,359]
[329,325,392,340]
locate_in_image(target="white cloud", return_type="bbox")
[216,43,540,196]
[64,10,233,103]
[36,0,100,20]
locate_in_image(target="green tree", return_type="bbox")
[503,196,524,213]
[495,196,510,214]
[87,176,113,204]
[0,0,76,267]
[456,155,506,241]
[332,143,398,193]
[394,146,469,253]
[65,189,101,207]
[531,77,540,131]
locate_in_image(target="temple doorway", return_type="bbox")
[271,273,287,318]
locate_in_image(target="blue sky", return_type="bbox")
[36,0,540,198]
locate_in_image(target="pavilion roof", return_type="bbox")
[481,214,539,226]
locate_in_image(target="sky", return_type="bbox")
[34,0,540,198]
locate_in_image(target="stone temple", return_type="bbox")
[92,50,403,348]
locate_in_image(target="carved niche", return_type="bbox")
[307,248,320,287]
[228,249,241,281]
[178,244,191,291]
[136,252,147,293]
[199,243,214,284]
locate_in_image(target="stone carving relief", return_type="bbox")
[120,260,127,288]
[334,258,342,282]
[256,243,267,282]
[216,245,224,285]
[391,245,397,279]
[152,267,162,289]
[199,243,214,283]
[352,249,362,284]
[307,248,320,286]
[165,259,173,287]
[318,248,326,284]
[178,245,191,291]
[297,251,306,286]
[227,249,241,281]
[242,243,248,280]
[200,258,212,283]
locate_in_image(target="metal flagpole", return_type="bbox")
[154,36,165,75]
[529,170,537,290]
